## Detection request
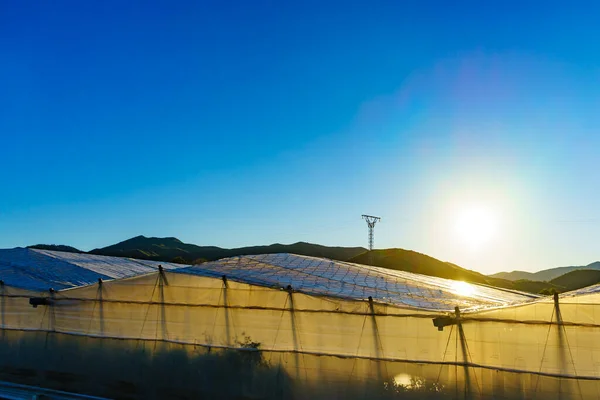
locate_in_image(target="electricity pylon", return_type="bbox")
[361,215,381,265]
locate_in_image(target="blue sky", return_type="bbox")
[1,1,600,274]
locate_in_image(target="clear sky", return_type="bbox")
[1,1,599,274]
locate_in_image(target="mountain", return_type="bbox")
[222,242,366,261]
[90,236,224,263]
[490,262,600,282]
[28,244,83,253]
[549,269,600,291]
[349,249,561,295]
[90,235,367,263]
[350,249,489,283]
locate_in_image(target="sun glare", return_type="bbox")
[454,206,498,249]
[451,281,476,297]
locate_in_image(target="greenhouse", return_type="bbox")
[0,248,599,399]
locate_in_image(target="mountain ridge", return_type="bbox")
[27,244,83,253]
[490,262,600,282]
[549,269,600,291]
[88,235,367,264]
[348,249,562,295]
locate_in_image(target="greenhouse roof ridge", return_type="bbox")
[176,253,534,312]
[0,247,187,292]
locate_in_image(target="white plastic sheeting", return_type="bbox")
[558,282,600,297]
[0,248,186,292]
[176,253,535,311]
[0,251,597,399]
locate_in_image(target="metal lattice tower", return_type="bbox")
[361,214,381,252]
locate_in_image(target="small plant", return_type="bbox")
[238,335,261,349]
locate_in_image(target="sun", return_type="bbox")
[453,205,498,249]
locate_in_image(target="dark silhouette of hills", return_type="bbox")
[28,244,83,253]
[349,249,562,295]
[490,261,600,282]
[89,235,367,264]
[549,269,600,291]
[350,249,487,283]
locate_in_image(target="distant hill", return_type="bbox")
[224,242,366,261]
[90,236,224,263]
[350,249,489,284]
[28,244,83,253]
[490,262,600,282]
[90,235,366,264]
[349,249,560,295]
[490,270,536,281]
[549,269,600,291]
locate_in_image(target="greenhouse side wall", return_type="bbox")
[1,273,600,399]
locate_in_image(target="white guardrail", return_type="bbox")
[0,381,110,400]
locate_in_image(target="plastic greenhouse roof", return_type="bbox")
[0,248,186,292]
[558,283,600,298]
[176,253,536,312]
